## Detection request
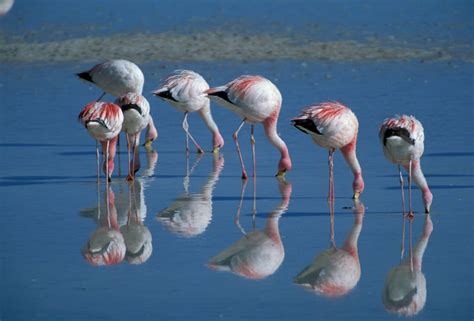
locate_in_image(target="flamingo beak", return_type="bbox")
[425,206,430,214]
[353,191,361,200]
[143,139,153,151]
[213,146,220,154]
[276,169,286,178]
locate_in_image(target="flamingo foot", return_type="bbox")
[241,172,248,180]
[197,148,205,154]
[407,211,414,220]
[126,174,134,182]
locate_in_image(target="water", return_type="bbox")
[1,1,473,321]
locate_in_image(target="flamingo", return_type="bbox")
[294,200,365,297]
[156,153,224,238]
[76,59,158,147]
[153,70,224,154]
[379,115,433,215]
[382,214,433,316]
[205,75,292,179]
[208,177,292,279]
[120,179,153,264]
[78,101,123,183]
[115,92,151,181]
[81,186,126,266]
[291,102,364,200]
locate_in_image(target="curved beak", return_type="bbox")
[353,191,361,200]
[213,146,220,154]
[143,139,153,151]
[276,169,286,178]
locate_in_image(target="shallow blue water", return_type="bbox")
[1,1,473,321]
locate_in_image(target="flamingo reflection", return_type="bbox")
[120,179,153,264]
[156,153,224,237]
[294,201,365,297]
[81,186,126,266]
[382,214,433,317]
[208,178,292,279]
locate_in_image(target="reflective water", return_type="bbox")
[1,1,473,321]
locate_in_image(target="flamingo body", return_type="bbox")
[292,102,364,198]
[153,70,224,152]
[78,102,123,181]
[77,59,144,97]
[78,102,124,141]
[380,115,424,164]
[379,115,432,213]
[206,75,291,177]
[116,92,150,135]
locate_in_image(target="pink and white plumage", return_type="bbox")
[78,101,124,182]
[206,75,292,178]
[153,70,224,153]
[115,93,151,180]
[292,102,364,199]
[379,115,433,214]
[77,59,158,146]
[294,201,364,297]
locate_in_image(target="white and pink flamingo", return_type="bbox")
[78,101,123,183]
[115,92,151,181]
[153,70,224,154]
[76,59,158,147]
[292,102,364,201]
[205,75,292,179]
[379,115,433,215]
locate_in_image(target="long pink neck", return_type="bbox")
[340,136,364,194]
[402,160,433,212]
[198,103,224,148]
[263,113,292,171]
[341,203,364,258]
[265,182,292,243]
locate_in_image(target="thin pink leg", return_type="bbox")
[105,140,110,186]
[117,134,121,177]
[328,149,336,249]
[399,165,407,259]
[126,134,133,181]
[182,112,204,154]
[250,125,256,179]
[96,140,100,184]
[233,119,248,179]
[408,160,414,218]
[234,179,249,235]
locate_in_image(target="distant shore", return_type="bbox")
[0,31,472,64]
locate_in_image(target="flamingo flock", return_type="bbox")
[77,58,433,215]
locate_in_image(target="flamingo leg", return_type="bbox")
[399,165,407,260]
[126,134,133,181]
[250,125,256,179]
[233,119,248,179]
[328,149,336,249]
[234,179,249,235]
[182,112,204,154]
[95,140,100,185]
[117,134,121,177]
[408,160,414,219]
[132,133,141,175]
[328,149,335,206]
[105,140,110,185]
[96,92,106,102]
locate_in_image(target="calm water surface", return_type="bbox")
[1,1,473,321]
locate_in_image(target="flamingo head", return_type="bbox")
[352,173,365,199]
[422,188,433,213]
[276,155,292,178]
[212,131,225,153]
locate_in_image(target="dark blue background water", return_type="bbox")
[1,1,473,320]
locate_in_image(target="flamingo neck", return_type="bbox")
[341,215,363,259]
[198,104,224,148]
[340,137,364,195]
[263,114,292,172]
[403,160,432,212]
